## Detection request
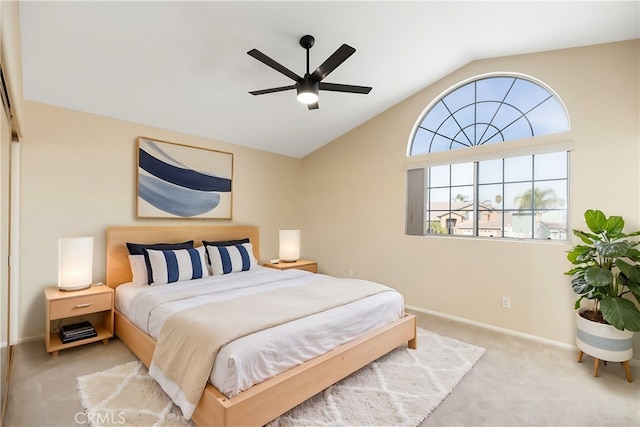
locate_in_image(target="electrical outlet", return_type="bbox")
[348,269,354,277]
[501,296,511,309]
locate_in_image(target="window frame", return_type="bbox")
[405,73,571,241]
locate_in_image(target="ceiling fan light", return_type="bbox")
[296,79,319,104]
[297,91,318,105]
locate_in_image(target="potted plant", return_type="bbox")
[565,209,640,376]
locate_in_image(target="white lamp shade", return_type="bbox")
[58,237,93,291]
[279,229,300,262]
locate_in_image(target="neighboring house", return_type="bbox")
[430,202,503,237]
[511,202,568,239]
[429,200,568,239]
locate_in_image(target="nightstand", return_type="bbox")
[44,285,114,356]
[263,259,318,273]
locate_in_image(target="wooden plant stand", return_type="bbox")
[578,350,633,383]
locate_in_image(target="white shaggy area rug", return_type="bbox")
[77,328,485,427]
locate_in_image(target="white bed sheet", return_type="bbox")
[115,266,404,398]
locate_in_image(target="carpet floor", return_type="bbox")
[76,328,484,426]
[7,310,640,426]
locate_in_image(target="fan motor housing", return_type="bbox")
[300,35,315,49]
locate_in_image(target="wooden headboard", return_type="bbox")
[106,225,260,287]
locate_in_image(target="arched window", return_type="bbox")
[409,76,569,155]
[406,74,570,240]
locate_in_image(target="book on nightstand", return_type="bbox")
[59,320,97,344]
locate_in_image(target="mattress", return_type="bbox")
[115,266,404,398]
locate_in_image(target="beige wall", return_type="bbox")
[301,40,640,356]
[18,101,302,339]
[12,35,640,360]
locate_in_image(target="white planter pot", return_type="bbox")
[576,310,634,362]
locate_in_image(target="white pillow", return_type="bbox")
[145,246,210,285]
[207,242,257,276]
[128,255,148,285]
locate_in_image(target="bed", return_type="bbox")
[106,225,417,426]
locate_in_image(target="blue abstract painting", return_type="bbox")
[137,138,233,218]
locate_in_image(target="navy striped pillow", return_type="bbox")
[126,240,194,284]
[146,246,210,285]
[207,243,257,275]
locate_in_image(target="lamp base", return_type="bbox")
[280,259,298,263]
[58,283,92,292]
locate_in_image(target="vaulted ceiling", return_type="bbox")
[18,1,639,158]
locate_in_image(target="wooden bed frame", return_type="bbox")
[106,225,417,426]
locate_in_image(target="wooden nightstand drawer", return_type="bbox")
[49,292,112,320]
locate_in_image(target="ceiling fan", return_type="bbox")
[247,35,372,110]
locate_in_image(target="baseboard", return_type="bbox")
[14,334,43,345]
[405,304,640,368]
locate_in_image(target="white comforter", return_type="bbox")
[115,266,404,398]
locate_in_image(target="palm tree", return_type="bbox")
[514,187,559,210]
[515,188,563,226]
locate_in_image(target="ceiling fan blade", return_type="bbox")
[310,44,356,81]
[319,82,372,94]
[308,102,319,110]
[249,85,296,96]
[247,49,302,82]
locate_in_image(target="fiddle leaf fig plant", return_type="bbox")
[565,209,640,332]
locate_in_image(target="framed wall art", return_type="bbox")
[136,137,233,219]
